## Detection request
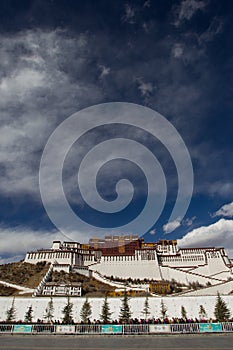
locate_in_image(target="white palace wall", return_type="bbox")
[25,251,96,267]
[24,251,73,265]
[193,254,231,278]
[159,254,206,268]
[182,280,233,296]
[23,241,233,285]
[160,266,217,285]
[0,295,233,322]
[90,256,162,280]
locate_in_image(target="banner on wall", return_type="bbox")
[149,324,171,333]
[13,325,32,333]
[56,325,75,333]
[102,325,123,334]
[199,323,222,333]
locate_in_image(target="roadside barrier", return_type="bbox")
[170,323,200,333]
[0,324,13,333]
[75,324,102,334]
[124,324,149,334]
[222,322,233,332]
[32,324,55,333]
[0,322,233,335]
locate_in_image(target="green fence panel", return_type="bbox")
[102,325,123,334]
[13,325,32,333]
[199,323,222,333]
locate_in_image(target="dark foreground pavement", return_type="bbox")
[1,334,233,350]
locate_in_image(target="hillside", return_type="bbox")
[0,262,188,297]
[0,284,18,296]
[0,262,116,297]
[0,261,49,290]
[49,270,115,297]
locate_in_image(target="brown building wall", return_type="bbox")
[89,235,143,256]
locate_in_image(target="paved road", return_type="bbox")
[1,334,233,350]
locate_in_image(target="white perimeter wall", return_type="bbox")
[193,257,231,277]
[0,295,233,323]
[91,259,232,284]
[181,280,233,296]
[160,266,216,285]
[90,260,161,280]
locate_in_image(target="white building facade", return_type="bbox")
[24,237,233,287]
[42,282,82,297]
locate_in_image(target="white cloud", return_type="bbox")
[149,229,156,235]
[0,23,229,242]
[163,218,181,233]
[136,78,155,98]
[122,4,136,24]
[171,39,206,65]
[142,22,150,33]
[172,43,184,58]
[143,0,151,8]
[182,216,196,227]
[0,29,102,198]
[138,82,154,96]
[174,0,207,27]
[199,17,224,44]
[206,181,233,198]
[0,225,136,261]
[163,216,195,235]
[0,228,59,255]
[213,202,233,218]
[99,65,110,79]
[0,226,92,257]
[0,68,46,96]
[178,218,233,257]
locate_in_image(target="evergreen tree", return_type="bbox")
[181,305,187,320]
[44,297,54,323]
[199,305,207,320]
[62,296,74,324]
[100,295,112,323]
[80,297,92,323]
[24,305,33,323]
[119,289,132,324]
[160,300,168,320]
[6,298,16,322]
[214,292,231,322]
[142,293,150,319]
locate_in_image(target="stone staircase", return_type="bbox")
[177,279,233,296]
[33,263,54,297]
[174,266,224,283]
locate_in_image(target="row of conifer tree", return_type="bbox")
[5,292,231,324]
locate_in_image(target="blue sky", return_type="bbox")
[0,0,233,262]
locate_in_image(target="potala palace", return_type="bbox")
[1,235,233,323]
[24,235,233,289]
